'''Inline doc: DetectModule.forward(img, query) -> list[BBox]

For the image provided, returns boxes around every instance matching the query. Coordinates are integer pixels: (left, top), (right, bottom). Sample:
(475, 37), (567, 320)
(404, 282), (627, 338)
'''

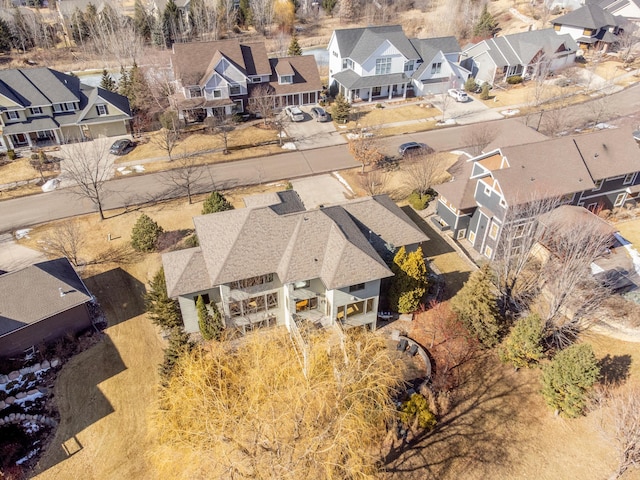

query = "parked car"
(310, 106), (329, 122)
(285, 106), (305, 122)
(398, 142), (432, 157)
(109, 138), (134, 155)
(448, 89), (468, 102)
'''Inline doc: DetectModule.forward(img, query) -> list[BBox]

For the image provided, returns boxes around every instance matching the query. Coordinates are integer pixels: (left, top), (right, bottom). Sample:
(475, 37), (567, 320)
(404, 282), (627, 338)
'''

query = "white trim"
(623, 173), (635, 185)
(484, 245), (493, 258)
(614, 192), (626, 207)
(592, 179), (603, 191)
(457, 229), (466, 240)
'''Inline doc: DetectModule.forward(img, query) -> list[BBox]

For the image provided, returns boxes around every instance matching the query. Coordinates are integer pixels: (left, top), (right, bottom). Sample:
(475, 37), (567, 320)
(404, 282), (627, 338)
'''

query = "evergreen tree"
(480, 84), (490, 100)
(451, 264), (501, 347)
(197, 295), (223, 341)
(99, 69), (117, 92)
(0, 18), (13, 52)
(12, 7), (35, 52)
(287, 34), (302, 56)
(118, 65), (131, 98)
(321, 0), (337, 16)
(134, 0), (152, 41)
(464, 76), (476, 92)
(498, 314), (545, 369)
(238, 0), (252, 27)
(131, 213), (164, 252)
(159, 326), (194, 383)
(541, 343), (600, 418)
(145, 268), (183, 330)
(474, 5), (498, 38)
(162, 0), (181, 47)
(70, 7), (89, 44)
(331, 93), (351, 124)
(388, 246), (428, 314)
(202, 191), (234, 215)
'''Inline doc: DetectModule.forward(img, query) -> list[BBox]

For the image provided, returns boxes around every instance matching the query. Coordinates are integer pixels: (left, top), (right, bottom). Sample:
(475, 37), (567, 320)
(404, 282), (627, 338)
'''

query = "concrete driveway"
(430, 94), (503, 125)
(0, 233), (46, 272)
(291, 173), (353, 209)
(283, 106), (346, 150)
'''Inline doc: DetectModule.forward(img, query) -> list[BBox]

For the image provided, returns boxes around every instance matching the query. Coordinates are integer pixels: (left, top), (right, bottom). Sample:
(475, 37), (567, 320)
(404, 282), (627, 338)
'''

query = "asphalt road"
(1, 83), (640, 234)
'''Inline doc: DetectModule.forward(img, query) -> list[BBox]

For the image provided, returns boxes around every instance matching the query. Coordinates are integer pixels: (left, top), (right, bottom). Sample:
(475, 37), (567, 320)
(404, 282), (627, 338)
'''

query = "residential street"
(1, 82), (640, 234)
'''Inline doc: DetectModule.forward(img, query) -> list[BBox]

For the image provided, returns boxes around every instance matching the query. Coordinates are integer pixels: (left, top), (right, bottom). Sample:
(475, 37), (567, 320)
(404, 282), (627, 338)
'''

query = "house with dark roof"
(0, 258), (93, 357)
(171, 40), (322, 122)
(552, 3), (622, 49)
(162, 191), (427, 335)
(327, 25), (471, 102)
(460, 28), (578, 85)
(433, 127), (640, 260)
(0, 68), (131, 151)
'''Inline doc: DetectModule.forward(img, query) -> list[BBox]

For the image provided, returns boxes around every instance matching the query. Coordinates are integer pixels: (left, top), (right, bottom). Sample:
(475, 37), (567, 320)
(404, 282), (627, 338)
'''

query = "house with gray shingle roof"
(171, 40), (322, 123)
(0, 68), (131, 151)
(433, 127), (640, 260)
(599, 0), (640, 22)
(327, 25), (471, 102)
(162, 192), (427, 335)
(460, 28), (578, 85)
(0, 258), (93, 357)
(552, 3), (623, 49)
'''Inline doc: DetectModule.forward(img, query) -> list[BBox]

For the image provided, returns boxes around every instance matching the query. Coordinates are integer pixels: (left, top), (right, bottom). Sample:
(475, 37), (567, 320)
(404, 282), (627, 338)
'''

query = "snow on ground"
(281, 142), (297, 150)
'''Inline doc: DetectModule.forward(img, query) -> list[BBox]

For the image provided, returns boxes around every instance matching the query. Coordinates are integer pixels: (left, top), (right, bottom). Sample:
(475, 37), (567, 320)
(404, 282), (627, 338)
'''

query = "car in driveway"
(310, 106), (330, 122)
(448, 89), (468, 102)
(285, 106), (305, 122)
(109, 138), (134, 155)
(398, 142), (432, 157)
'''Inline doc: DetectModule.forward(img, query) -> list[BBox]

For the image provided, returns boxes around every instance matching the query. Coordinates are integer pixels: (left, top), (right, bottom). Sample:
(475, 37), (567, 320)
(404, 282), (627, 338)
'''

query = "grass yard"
(0, 157), (47, 184)
(615, 217), (640, 249)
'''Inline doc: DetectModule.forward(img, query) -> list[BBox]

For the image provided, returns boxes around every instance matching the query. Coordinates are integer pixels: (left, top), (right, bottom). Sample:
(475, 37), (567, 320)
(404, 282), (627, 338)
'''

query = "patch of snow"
(281, 142), (297, 150)
(14, 229), (31, 240)
(450, 150), (473, 158)
(41, 178), (60, 192)
(23, 421), (41, 434)
(116, 166), (128, 172)
(132, 165), (145, 173)
(500, 109), (520, 116)
(595, 123), (617, 130)
(119, 169), (132, 175)
(332, 171), (355, 195)
(436, 119), (456, 126)
(277, 132), (287, 138)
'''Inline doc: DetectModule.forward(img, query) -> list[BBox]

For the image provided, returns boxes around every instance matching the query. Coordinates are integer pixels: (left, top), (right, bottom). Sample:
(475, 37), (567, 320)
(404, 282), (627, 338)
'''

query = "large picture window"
(375, 57), (392, 75)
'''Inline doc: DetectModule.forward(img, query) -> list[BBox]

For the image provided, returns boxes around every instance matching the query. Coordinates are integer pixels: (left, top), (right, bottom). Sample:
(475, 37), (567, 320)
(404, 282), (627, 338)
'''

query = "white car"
(448, 89), (468, 102)
(285, 106), (305, 122)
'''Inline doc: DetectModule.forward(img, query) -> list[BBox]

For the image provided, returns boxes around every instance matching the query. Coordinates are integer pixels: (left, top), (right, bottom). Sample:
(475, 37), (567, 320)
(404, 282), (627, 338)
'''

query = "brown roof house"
(171, 40), (322, 123)
(0, 258), (93, 357)
(162, 191), (427, 336)
(433, 127), (640, 260)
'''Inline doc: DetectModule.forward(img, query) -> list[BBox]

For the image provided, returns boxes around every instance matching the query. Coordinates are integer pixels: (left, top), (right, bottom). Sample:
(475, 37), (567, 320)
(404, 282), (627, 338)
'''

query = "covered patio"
(332, 70), (410, 103)
(3, 118), (62, 149)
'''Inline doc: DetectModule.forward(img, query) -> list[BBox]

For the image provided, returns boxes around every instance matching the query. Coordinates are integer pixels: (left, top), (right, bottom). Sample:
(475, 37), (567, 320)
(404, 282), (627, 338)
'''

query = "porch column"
(347, 90), (353, 102)
(388, 85), (393, 100)
(53, 129), (62, 144)
(403, 82), (407, 99)
(6, 135), (14, 150)
(26, 134), (33, 147)
(368, 89), (372, 102)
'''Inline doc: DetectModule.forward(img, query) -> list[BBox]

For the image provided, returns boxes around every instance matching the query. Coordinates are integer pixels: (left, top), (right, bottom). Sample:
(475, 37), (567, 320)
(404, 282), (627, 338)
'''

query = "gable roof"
(0, 258), (92, 337)
(163, 194), (428, 297)
(410, 36), (462, 77)
(332, 25), (419, 64)
(268, 55), (322, 95)
(553, 3), (622, 28)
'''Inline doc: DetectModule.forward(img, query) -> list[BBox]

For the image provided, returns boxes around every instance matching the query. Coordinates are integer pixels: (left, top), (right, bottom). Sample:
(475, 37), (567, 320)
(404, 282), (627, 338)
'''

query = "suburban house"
(460, 28), (578, 85)
(0, 258), (93, 357)
(433, 127), (640, 260)
(600, 0), (640, 23)
(162, 191), (427, 336)
(0, 68), (132, 151)
(552, 3), (622, 50)
(327, 25), (470, 102)
(171, 40), (322, 122)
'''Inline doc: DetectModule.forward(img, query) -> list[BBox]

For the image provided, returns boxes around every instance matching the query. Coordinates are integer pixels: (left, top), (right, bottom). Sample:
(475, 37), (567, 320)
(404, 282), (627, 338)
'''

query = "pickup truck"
(448, 89), (468, 102)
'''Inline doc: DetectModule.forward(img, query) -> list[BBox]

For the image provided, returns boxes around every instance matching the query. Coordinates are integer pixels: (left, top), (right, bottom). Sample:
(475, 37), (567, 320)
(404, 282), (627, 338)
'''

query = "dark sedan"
(109, 139), (134, 155)
(398, 141), (432, 157)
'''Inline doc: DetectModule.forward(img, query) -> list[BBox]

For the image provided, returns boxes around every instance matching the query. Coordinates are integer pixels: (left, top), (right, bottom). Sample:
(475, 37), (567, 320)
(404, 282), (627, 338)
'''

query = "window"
(193, 293), (210, 305)
(510, 245), (522, 256)
(484, 185), (491, 195)
(96, 104), (108, 116)
(293, 280), (310, 290)
(592, 179), (603, 191)
(29, 107), (43, 115)
(233, 99), (243, 113)
(499, 198), (507, 208)
(431, 62), (442, 74)
(624, 173), (635, 185)
(489, 222), (499, 240)
(212, 89), (222, 98)
(229, 85), (241, 95)
(332, 51), (338, 57)
(349, 283), (365, 293)
(189, 87), (202, 98)
(554, 24), (561, 31)
(250, 76), (262, 83)
(614, 192), (626, 207)
(53, 103), (76, 112)
(372, 86), (382, 96)
(484, 245), (493, 258)
(514, 224), (526, 238)
(457, 229), (466, 240)
(404, 60), (415, 72)
(6, 110), (19, 120)
(375, 57), (392, 75)
(279, 75), (293, 85)
(231, 273), (274, 289)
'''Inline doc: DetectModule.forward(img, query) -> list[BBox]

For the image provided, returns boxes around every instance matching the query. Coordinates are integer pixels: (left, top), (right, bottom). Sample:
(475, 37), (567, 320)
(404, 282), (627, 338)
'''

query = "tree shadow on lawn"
(598, 354), (632, 387)
(383, 352), (537, 479)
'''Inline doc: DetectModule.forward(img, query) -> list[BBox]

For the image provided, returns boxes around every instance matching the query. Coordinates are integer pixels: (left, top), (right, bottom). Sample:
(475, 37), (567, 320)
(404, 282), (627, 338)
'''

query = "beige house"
(0, 68), (131, 151)
(162, 191), (427, 336)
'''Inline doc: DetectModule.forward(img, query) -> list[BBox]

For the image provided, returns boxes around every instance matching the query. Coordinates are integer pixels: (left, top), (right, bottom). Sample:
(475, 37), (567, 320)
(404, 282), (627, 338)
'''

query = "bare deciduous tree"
(247, 84), (276, 125)
(347, 128), (384, 174)
(358, 169), (391, 196)
(205, 112), (236, 154)
(163, 155), (205, 204)
(403, 151), (448, 195)
(40, 222), (86, 266)
(614, 23), (639, 65)
(62, 138), (114, 220)
(153, 110), (181, 161)
(250, 0), (274, 35)
(463, 124), (497, 157)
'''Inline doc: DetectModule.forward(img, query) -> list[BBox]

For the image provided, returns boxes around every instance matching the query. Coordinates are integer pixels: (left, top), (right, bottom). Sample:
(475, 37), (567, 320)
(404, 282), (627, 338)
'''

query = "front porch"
(332, 71), (412, 104)
(4, 122), (62, 150)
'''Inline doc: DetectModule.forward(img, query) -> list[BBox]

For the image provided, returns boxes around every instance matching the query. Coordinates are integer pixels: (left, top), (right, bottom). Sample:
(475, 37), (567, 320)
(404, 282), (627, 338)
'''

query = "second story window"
(404, 60), (414, 72)
(375, 57), (392, 75)
(431, 62), (442, 74)
(29, 107), (43, 115)
(6, 110), (19, 120)
(278, 75), (293, 85)
(349, 283), (365, 293)
(189, 87), (202, 98)
(96, 104), (108, 116)
(229, 85), (241, 95)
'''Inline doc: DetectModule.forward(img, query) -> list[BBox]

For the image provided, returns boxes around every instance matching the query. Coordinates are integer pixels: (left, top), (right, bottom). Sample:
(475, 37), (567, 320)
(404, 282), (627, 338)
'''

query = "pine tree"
(287, 34), (302, 56)
(162, 0), (181, 47)
(474, 5), (498, 38)
(145, 268), (183, 330)
(99, 69), (117, 92)
(331, 93), (351, 124)
(541, 343), (600, 418)
(197, 296), (223, 341)
(202, 191), (234, 215)
(118, 65), (131, 99)
(130, 213), (164, 252)
(480, 84), (490, 100)
(159, 326), (194, 383)
(238, 0), (252, 27)
(134, 0), (151, 41)
(464, 76), (476, 92)
(388, 246), (428, 314)
(0, 18), (12, 52)
(321, 0), (337, 16)
(498, 314), (545, 369)
(451, 264), (502, 347)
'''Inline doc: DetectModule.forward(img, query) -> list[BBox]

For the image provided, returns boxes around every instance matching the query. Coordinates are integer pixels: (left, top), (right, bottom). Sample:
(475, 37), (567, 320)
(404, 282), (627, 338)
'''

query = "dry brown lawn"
(616, 218), (640, 248)
(0, 158), (44, 184)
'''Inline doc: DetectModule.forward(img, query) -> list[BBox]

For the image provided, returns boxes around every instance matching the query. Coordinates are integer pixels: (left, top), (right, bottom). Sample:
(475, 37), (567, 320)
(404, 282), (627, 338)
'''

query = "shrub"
(480, 84), (490, 100)
(399, 393), (437, 430)
(184, 234), (199, 248)
(541, 343), (600, 418)
(388, 246), (429, 313)
(7, 149), (16, 160)
(375, 103), (384, 109)
(131, 213), (163, 252)
(285, 181), (293, 190)
(464, 76), (477, 92)
(498, 314), (545, 369)
(408, 191), (433, 210)
(196, 295), (223, 341)
(506, 75), (523, 85)
(202, 191), (234, 215)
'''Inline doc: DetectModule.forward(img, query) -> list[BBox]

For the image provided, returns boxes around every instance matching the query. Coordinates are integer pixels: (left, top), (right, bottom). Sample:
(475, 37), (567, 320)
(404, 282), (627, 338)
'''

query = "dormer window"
(404, 60), (415, 72)
(189, 87), (202, 98)
(53, 102), (76, 113)
(6, 110), (19, 120)
(279, 75), (293, 85)
(250, 76), (262, 83)
(29, 107), (43, 115)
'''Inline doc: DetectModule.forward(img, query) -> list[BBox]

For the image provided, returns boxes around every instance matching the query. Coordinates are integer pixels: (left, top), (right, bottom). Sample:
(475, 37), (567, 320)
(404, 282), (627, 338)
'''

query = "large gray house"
(162, 191), (427, 335)
(433, 127), (640, 260)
